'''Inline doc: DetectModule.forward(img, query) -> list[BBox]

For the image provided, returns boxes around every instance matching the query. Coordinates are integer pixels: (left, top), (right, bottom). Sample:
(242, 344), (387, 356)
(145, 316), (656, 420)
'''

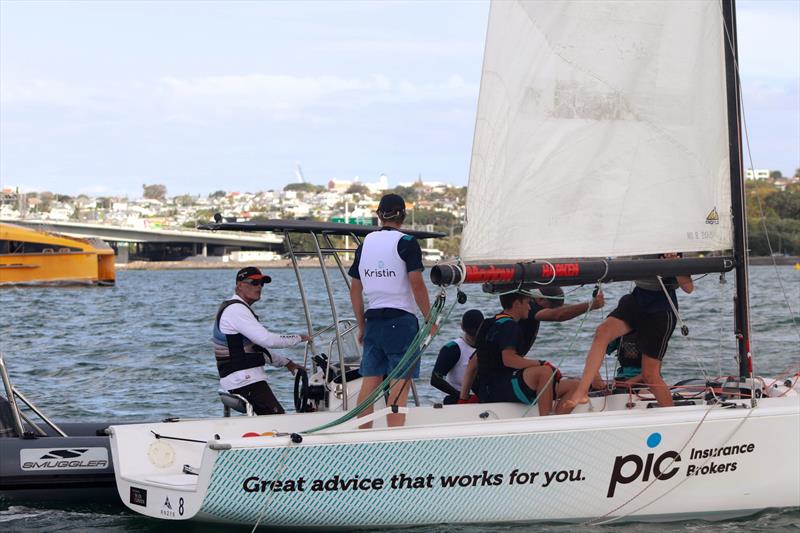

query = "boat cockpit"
(199, 218), (445, 418)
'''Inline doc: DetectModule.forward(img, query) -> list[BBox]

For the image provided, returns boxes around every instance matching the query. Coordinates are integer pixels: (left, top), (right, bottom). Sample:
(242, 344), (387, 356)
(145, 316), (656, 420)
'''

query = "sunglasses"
(241, 278), (265, 286)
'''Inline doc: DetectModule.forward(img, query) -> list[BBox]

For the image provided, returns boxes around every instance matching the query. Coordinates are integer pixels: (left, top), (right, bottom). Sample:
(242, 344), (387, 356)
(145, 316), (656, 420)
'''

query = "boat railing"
(283, 228), (364, 410)
(0, 353), (67, 437)
(325, 319), (360, 390)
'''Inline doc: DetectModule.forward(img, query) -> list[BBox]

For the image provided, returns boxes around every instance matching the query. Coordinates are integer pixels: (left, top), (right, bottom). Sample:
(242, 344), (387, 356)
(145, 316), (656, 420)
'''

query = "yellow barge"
(0, 222), (115, 286)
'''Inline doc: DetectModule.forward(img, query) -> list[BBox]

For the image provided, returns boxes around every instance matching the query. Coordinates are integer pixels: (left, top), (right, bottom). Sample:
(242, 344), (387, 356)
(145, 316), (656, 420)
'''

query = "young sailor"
(459, 293), (561, 416)
(516, 285), (605, 356)
(212, 267), (309, 415)
(348, 193), (432, 427)
(559, 253), (694, 413)
(430, 309), (484, 404)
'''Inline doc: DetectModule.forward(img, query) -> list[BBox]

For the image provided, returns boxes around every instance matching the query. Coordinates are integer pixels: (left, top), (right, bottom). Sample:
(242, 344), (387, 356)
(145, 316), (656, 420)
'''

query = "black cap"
(461, 309), (484, 336)
(377, 193), (406, 218)
(236, 266), (272, 284)
(532, 286), (564, 307)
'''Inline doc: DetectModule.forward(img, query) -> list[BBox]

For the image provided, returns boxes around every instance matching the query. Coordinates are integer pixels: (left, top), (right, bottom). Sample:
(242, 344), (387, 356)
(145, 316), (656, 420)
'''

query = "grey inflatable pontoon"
(0, 354), (121, 504)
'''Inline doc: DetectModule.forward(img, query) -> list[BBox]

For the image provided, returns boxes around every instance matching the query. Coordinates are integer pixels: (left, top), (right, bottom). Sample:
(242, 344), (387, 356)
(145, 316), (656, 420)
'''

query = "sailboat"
(108, 0), (799, 526)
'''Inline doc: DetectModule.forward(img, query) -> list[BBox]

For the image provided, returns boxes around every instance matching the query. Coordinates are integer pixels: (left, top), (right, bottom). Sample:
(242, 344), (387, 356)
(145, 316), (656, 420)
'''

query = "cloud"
(1, 73), (478, 123)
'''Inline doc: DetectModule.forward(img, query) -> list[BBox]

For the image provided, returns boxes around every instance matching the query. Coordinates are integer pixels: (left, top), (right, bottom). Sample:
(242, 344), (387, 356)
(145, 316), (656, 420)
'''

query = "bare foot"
(555, 395), (589, 415)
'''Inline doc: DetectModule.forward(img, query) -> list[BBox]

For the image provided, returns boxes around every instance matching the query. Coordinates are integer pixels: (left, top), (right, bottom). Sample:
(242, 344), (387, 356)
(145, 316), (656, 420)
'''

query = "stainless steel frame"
(0, 353), (67, 437)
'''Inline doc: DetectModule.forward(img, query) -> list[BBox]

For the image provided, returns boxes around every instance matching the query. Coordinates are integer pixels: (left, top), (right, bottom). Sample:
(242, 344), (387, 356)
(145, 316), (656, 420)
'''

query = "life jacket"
(212, 299), (272, 378)
(444, 337), (476, 390)
(358, 228), (416, 315)
(475, 313), (516, 378)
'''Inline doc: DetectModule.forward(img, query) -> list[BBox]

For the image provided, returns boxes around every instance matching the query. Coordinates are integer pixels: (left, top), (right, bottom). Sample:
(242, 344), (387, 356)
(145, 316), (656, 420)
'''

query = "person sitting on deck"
(516, 285), (606, 395)
(212, 267), (310, 415)
(430, 309), (484, 405)
(558, 253), (694, 414)
(458, 292), (566, 416)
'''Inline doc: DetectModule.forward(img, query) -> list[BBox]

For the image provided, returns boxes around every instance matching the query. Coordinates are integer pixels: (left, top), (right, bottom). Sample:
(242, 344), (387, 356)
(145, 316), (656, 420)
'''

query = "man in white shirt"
(212, 267), (309, 415)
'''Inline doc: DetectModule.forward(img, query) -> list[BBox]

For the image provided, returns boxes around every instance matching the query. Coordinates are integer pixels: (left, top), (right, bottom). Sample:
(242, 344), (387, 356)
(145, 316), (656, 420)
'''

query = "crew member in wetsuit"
(559, 253), (694, 413)
(212, 267), (309, 415)
(348, 193), (432, 428)
(516, 286), (605, 356)
(516, 285), (606, 395)
(430, 309), (484, 404)
(459, 292), (559, 416)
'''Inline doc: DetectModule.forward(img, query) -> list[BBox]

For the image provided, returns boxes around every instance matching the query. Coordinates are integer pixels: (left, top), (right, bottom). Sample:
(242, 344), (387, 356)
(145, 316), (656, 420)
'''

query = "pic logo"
(606, 432), (681, 498)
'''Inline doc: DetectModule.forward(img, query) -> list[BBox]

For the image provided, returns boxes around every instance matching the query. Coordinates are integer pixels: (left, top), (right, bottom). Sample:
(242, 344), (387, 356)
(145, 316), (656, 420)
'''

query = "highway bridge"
(1, 219), (283, 262)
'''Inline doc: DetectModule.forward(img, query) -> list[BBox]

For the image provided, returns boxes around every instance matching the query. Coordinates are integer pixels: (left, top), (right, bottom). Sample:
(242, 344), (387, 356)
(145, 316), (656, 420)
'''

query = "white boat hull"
(110, 389), (800, 527)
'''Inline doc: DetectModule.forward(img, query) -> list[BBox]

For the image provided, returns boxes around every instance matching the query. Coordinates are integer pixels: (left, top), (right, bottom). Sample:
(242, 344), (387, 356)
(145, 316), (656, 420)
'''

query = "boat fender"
(457, 290), (467, 304)
(680, 325), (689, 336)
(290, 433), (303, 444)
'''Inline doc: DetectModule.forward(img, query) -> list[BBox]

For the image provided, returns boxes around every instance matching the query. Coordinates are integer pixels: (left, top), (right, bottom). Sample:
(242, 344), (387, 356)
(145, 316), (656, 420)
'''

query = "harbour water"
(1, 265), (798, 531)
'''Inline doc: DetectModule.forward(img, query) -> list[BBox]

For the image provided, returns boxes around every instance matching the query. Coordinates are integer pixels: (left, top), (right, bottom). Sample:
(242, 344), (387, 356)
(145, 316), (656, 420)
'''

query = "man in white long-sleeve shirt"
(212, 267), (309, 415)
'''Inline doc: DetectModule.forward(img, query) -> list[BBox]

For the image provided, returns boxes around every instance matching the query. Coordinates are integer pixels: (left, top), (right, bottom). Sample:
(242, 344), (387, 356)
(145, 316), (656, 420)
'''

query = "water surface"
(1, 266), (798, 531)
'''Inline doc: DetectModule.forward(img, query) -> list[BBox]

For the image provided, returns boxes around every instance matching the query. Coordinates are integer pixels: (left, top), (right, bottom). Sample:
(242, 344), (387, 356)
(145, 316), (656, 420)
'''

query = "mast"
(721, 0), (752, 381)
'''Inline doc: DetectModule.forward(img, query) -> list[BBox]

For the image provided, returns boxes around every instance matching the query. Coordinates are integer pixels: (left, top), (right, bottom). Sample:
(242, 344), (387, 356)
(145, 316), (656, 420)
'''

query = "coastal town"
(1, 168), (798, 261)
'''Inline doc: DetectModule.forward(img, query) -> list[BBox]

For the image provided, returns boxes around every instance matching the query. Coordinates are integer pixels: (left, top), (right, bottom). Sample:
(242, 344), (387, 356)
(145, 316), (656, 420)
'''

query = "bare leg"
(556, 317), (631, 415)
(356, 376), (384, 429)
(386, 379), (411, 427)
(524, 366), (554, 416)
(556, 379), (579, 399)
(641, 356), (673, 407)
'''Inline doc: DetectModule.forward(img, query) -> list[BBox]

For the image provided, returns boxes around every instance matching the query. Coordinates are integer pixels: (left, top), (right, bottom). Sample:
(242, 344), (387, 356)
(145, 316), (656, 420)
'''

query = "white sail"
(461, 0), (734, 262)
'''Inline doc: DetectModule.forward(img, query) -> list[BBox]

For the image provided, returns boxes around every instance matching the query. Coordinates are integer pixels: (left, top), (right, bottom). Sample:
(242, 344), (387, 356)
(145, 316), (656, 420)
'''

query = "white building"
(745, 169), (771, 180)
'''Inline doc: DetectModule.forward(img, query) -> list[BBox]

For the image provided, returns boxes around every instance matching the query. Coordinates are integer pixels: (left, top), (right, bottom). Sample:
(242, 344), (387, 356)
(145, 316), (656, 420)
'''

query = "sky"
(0, 0), (798, 198)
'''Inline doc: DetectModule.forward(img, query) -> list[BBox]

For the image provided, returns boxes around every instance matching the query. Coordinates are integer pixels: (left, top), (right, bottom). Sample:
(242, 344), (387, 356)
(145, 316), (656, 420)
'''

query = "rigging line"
(656, 276), (718, 389)
(717, 273), (728, 378)
(302, 292), (449, 434)
(534, 260), (557, 285)
(250, 445), (293, 533)
(388, 296), (460, 408)
(716, 0), (800, 342)
(588, 403), (754, 526)
(520, 285), (600, 417)
(149, 430), (206, 444)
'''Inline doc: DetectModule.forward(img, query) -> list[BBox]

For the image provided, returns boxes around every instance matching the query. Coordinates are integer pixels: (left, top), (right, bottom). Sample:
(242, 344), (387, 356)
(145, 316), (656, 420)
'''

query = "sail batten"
(462, 0), (734, 262)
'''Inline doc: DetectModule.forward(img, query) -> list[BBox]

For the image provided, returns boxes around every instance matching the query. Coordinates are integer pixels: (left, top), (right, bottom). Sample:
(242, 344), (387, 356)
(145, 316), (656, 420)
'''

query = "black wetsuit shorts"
(608, 293), (676, 361)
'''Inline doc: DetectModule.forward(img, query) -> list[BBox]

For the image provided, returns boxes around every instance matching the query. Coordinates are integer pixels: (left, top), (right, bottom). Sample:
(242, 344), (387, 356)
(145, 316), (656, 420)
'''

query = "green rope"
(302, 290), (451, 435)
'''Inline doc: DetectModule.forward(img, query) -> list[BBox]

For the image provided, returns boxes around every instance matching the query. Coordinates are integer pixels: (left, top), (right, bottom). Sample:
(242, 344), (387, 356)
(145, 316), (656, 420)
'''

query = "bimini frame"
(200, 219), (444, 410)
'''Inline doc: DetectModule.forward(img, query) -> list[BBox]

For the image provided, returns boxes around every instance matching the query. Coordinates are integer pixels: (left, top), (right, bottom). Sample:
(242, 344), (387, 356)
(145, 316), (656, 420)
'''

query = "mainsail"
(461, 0), (734, 262)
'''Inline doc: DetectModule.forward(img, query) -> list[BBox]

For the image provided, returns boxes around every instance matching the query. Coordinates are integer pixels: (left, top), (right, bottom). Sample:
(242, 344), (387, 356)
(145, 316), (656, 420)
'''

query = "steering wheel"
(293, 367), (310, 412)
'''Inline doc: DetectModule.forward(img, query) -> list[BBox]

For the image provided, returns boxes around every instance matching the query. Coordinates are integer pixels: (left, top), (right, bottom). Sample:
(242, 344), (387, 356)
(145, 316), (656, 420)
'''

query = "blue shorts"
(361, 313), (420, 378)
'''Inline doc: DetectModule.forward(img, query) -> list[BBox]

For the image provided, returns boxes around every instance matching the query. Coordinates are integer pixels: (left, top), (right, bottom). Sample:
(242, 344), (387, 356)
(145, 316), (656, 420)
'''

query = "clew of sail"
(462, 0), (734, 262)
